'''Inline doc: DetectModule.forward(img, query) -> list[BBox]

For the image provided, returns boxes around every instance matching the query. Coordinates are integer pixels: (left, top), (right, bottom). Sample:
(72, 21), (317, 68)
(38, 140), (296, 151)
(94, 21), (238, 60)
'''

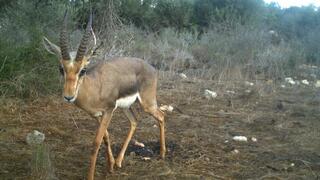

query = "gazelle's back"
(88, 57), (157, 102)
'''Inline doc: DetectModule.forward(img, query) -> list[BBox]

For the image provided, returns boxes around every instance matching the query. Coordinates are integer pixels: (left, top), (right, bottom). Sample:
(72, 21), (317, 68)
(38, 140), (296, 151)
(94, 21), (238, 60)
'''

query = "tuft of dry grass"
(30, 143), (57, 180)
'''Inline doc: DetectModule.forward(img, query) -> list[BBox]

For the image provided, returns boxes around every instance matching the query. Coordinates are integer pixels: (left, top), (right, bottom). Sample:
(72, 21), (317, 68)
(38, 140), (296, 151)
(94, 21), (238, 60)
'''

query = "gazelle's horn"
(60, 10), (71, 61)
(75, 13), (93, 61)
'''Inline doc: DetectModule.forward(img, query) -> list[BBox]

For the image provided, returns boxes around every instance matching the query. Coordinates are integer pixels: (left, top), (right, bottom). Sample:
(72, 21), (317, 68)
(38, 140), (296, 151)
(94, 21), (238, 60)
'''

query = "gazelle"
(43, 12), (166, 180)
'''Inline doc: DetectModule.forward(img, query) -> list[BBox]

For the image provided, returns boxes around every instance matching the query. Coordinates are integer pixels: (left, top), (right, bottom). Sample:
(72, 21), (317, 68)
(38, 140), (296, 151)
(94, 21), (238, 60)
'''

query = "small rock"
(159, 105), (174, 112)
(204, 89), (217, 99)
(232, 136), (248, 142)
(251, 137), (257, 142)
(290, 163), (295, 167)
(245, 81), (254, 86)
(245, 89), (251, 93)
(179, 73), (187, 79)
(205, 157), (210, 162)
(315, 80), (320, 88)
(142, 157), (151, 161)
(153, 124), (157, 128)
(133, 140), (145, 148)
(301, 79), (309, 85)
(232, 149), (240, 154)
(285, 77), (296, 85)
(26, 130), (45, 145)
(280, 84), (286, 88)
(226, 90), (236, 94)
(129, 152), (136, 157)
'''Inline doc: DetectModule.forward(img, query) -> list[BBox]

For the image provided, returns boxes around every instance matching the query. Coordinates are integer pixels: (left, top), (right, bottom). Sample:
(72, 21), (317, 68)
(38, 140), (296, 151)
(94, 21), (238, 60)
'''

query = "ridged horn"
(60, 10), (71, 61)
(75, 13), (93, 61)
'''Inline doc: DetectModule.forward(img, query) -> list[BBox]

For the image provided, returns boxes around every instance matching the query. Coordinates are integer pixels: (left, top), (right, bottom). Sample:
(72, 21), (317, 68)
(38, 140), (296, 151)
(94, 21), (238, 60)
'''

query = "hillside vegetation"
(0, 0), (320, 98)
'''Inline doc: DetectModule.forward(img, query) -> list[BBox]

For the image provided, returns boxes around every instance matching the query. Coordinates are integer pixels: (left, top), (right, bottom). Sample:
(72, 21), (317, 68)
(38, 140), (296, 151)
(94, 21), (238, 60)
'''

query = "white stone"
(315, 80), (320, 88)
(245, 81), (254, 86)
(204, 89), (217, 99)
(133, 140), (145, 148)
(159, 105), (174, 112)
(142, 157), (151, 161)
(226, 90), (236, 94)
(251, 137), (257, 142)
(94, 111), (102, 117)
(179, 73), (187, 79)
(285, 77), (296, 85)
(290, 163), (295, 167)
(301, 79), (309, 85)
(26, 130), (45, 145)
(232, 149), (240, 154)
(232, 136), (248, 142)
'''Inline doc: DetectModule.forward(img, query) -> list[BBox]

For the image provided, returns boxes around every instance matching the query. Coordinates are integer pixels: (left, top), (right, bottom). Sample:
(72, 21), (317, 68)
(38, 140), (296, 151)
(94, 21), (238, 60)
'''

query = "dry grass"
(30, 144), (56, 180)
(1, 72), (320, 179)
(0, 22), (319, 180)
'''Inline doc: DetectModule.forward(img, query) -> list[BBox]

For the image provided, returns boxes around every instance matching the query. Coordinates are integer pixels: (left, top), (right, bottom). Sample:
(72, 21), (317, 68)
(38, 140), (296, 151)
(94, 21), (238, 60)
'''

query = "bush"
(0, 1), (64, 98)
(1, 0), (319, 99)
(30, 144), (56, 180)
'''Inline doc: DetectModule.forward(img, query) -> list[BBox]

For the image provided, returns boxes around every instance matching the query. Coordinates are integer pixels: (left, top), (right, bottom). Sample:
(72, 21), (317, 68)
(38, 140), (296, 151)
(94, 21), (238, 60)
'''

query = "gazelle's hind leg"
(115, 108), (137, 168)
(103, 132), (115, 173)
(139, 77), (166, 158)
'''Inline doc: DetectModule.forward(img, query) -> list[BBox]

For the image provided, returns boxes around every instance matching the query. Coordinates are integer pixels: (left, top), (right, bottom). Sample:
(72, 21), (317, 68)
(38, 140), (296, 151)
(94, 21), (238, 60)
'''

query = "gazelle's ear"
(43, 37), (61, 57)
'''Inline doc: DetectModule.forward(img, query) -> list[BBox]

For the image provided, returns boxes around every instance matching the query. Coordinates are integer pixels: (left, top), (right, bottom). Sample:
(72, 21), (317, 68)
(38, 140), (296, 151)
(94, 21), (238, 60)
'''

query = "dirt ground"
(1, 74), (320, 180)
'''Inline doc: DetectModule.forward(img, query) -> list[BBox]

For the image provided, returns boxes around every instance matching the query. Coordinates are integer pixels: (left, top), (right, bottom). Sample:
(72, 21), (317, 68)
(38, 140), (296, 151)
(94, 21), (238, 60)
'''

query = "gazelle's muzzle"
(63, 77), (79, 102)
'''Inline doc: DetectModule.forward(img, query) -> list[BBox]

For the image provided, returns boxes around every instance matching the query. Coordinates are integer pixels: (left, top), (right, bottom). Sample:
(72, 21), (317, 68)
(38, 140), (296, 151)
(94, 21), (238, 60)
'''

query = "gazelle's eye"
(59, 66), (64, 75)
(79, 68), (87, 77)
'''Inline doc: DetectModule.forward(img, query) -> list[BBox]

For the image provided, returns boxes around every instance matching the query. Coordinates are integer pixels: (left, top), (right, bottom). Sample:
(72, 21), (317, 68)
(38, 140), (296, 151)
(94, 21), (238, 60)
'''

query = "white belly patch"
(115, 93), (140, 108)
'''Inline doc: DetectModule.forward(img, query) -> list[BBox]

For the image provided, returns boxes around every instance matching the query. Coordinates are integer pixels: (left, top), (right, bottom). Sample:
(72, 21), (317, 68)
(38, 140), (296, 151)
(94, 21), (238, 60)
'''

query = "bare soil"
(1, 75), (320, 179)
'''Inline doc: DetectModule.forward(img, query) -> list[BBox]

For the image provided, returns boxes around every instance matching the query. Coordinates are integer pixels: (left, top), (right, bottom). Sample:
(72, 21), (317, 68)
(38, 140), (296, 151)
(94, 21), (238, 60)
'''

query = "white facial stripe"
(70, 75), (83, 103)
(62, 61), (85, 103)
(69, 52), (77, 61)
(66, 61), (74, 68)
(115, 93), (140, 109)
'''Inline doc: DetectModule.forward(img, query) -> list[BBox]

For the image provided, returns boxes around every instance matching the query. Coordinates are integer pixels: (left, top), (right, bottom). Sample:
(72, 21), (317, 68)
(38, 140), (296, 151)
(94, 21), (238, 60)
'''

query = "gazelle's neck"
(74, 74), (95, 107)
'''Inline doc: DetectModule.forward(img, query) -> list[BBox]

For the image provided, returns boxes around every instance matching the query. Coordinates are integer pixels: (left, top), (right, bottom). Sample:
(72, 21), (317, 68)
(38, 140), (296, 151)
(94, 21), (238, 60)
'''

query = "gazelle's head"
(43, 12), (95, 103)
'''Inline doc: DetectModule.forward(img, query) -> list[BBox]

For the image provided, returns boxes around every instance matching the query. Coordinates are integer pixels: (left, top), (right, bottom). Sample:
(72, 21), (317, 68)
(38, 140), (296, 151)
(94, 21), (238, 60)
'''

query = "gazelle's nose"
(64, 96), (74, 102)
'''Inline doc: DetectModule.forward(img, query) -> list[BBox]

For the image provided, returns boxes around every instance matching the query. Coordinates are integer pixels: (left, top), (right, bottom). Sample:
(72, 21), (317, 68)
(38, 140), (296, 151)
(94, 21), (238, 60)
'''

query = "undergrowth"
(0, 23), (316, 99)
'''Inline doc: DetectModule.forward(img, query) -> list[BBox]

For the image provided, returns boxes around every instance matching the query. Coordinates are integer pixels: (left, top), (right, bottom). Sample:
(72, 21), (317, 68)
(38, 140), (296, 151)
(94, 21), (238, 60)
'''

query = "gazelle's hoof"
(107, 160), (115, 173)
(108, 166), (114, 173)
(115, 157), (123, 168)
(160, 150), (166, 159)
(115, 161), (122, 168)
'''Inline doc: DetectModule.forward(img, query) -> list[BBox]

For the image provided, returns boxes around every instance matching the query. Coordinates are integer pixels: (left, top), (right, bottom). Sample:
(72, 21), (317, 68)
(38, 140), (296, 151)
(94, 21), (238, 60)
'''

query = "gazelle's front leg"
(152, 108), (166, 158)
(97, 119), (115, 173)
(88, 110), (114, 180)
(115, 108), (137, 168)
(144, 106), (166, 158)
